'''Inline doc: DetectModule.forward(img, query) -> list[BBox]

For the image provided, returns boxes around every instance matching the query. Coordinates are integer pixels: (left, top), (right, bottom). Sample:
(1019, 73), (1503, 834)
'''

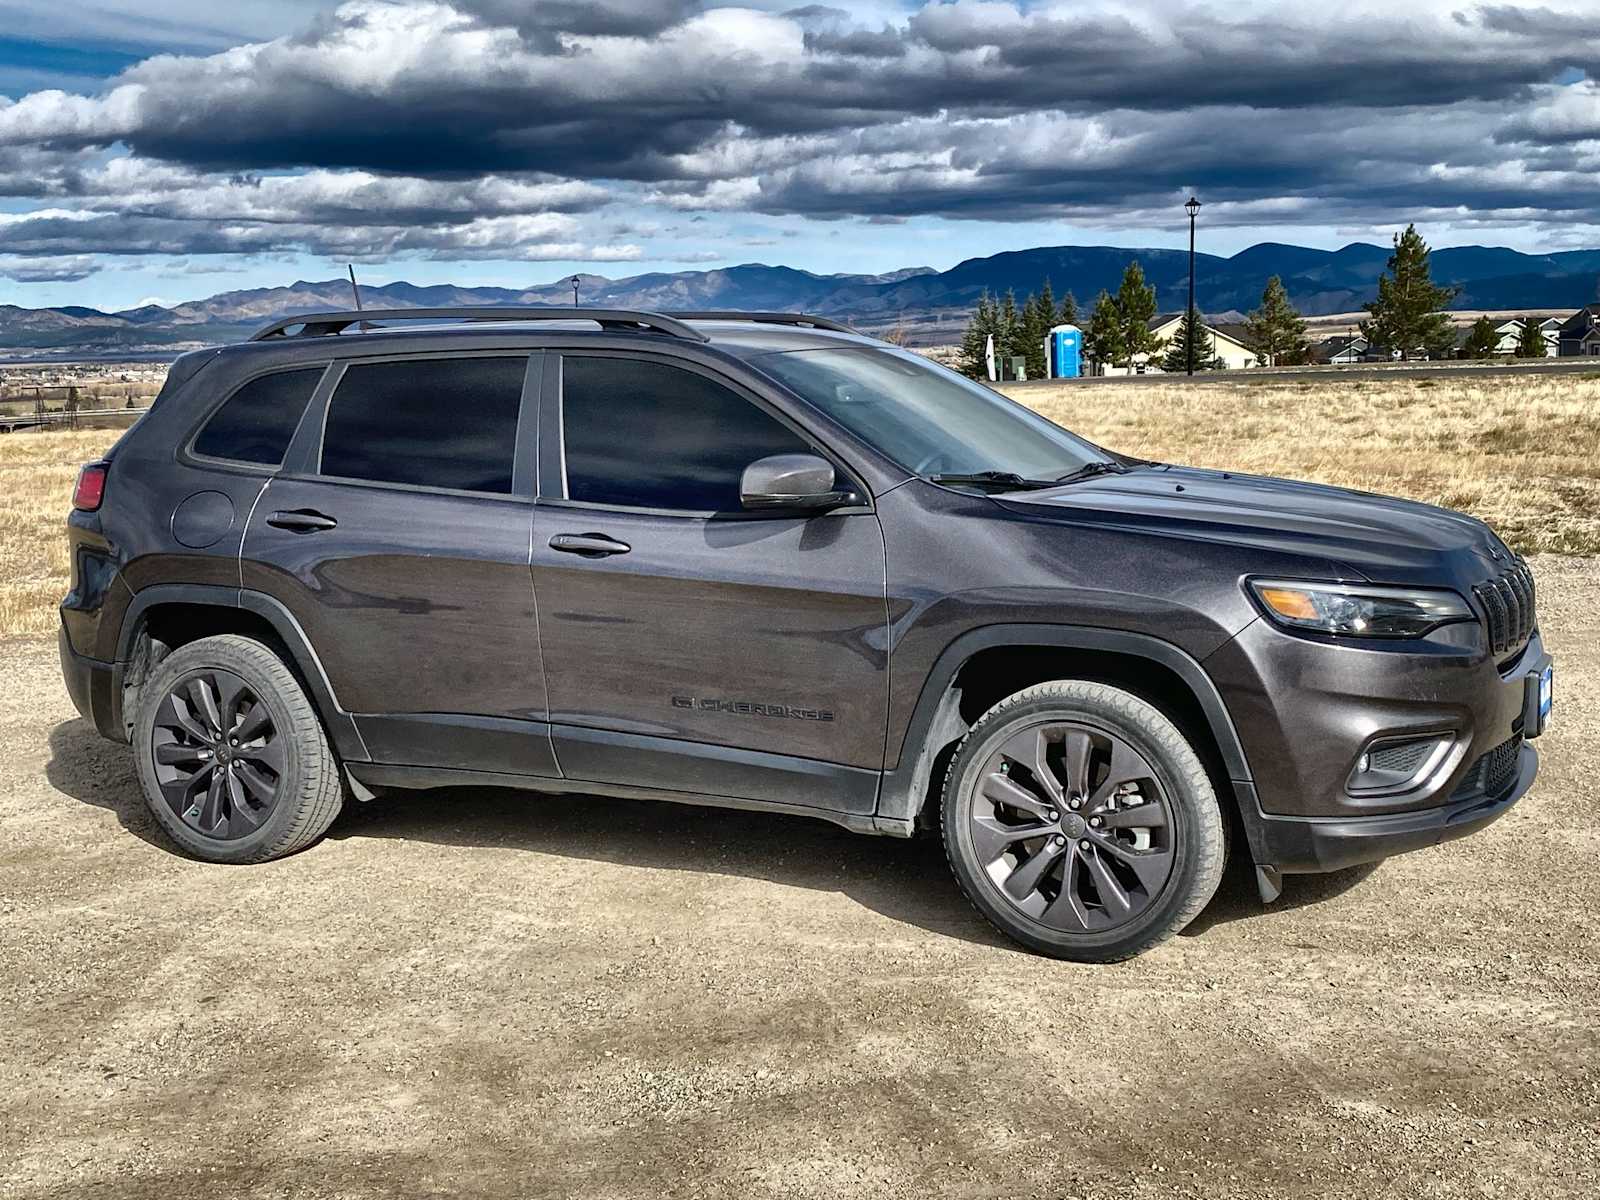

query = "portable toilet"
(1047, 324), (1082, 378)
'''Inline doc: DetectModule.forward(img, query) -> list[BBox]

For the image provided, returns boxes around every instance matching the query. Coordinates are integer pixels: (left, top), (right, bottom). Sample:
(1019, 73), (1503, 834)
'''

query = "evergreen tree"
(1160, 308), (1224, 372)
(1020, 282), (1056, 380)
(1462, 315), (1500, 359)
(1243, 275), (1308, 366)
(1083, 290), (1125, 373)
(1360, 224), (1458, 359)
(1514, 317), (1547, 358)
(997, 290), (1024, 371)
(1058, 291), (1079, 328)
(957, 291), (1000, 379)
(1114, 261), (1163, 368)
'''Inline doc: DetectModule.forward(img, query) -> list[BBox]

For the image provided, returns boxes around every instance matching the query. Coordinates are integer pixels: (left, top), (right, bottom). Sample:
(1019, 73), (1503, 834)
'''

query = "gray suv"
(59, 308), (1554, 960)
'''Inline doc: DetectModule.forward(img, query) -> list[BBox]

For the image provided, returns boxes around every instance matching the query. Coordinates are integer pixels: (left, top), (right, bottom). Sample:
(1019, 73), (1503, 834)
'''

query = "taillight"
(73, 462), (108, 512)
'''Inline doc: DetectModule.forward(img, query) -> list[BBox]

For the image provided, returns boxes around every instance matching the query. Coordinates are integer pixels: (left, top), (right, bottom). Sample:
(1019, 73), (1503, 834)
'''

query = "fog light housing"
(1347, 734), (1454, 795)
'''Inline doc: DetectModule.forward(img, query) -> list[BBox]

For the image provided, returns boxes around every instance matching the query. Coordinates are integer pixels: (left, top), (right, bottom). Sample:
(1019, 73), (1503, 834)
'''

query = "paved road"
(3, 558), (1598, 1199)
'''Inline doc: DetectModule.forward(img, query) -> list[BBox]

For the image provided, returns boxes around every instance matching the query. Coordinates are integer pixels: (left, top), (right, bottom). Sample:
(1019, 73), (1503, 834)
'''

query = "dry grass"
(1, 429), (122, 639)
(2, 373), (1597, 639)
(1006, 373), (1600, 559)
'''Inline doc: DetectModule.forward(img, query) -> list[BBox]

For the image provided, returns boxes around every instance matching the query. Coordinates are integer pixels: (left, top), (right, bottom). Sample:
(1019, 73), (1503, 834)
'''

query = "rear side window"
(192, 367), (323, 465)
(320, 357), (525, 494)
(561, 356), (811, 511)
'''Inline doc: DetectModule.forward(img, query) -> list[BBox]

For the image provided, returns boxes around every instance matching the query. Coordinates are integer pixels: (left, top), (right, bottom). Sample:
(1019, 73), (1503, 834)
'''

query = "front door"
(241, 351), (554, 776)
(531, 351), (889, 816)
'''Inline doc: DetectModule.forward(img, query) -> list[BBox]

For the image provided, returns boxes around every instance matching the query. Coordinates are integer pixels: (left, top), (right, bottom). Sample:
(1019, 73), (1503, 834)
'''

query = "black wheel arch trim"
(114, 583), (369, 762)
(878, 623), (1253, 828)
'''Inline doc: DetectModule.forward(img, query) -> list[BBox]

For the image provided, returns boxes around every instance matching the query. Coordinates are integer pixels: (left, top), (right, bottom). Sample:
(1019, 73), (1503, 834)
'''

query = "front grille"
(1453, 734), (1524, 800)
(1473, 558), (1537, 657)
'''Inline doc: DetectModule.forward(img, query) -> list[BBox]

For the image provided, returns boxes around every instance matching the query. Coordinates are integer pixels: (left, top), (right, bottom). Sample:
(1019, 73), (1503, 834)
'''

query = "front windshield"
(751, 345), (1109, 480)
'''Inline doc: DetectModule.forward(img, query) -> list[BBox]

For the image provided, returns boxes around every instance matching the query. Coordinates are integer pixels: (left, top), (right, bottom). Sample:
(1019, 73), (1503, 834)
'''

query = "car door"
(531, 350), (890, 817)
(241, 350), (556, 777)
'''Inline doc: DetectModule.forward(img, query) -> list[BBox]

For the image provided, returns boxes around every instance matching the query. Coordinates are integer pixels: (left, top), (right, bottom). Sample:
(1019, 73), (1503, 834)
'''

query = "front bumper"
(1237, 739), (1536, 886)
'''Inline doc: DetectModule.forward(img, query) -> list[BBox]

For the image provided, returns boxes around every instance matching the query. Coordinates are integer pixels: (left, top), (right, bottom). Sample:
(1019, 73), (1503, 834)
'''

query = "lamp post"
(1185, 196), (1202, 376)
(570, 275), (581, 306)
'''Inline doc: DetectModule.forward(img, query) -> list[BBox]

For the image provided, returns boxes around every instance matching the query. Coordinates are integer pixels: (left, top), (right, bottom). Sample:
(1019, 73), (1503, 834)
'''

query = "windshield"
(751, 345), (1109, 480)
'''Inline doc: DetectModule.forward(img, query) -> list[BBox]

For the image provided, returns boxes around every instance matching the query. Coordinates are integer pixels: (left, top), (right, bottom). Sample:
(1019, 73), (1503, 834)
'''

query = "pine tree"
(957, 291), (1000, 379)
(1083, 290), (1125, 373)
(997, 290), (1024, 373)
(1020, 283), (1055, 380)
(1114, 261), (1163, 368)
(1160, 308), (1223, 372)
(1360, 224), (1458, 359)
(1058, 291), (1079, 328)
(1243, 275), (1308, 366)
(1514, 317), (1547, 358)
(1462, 315), (1500, 359)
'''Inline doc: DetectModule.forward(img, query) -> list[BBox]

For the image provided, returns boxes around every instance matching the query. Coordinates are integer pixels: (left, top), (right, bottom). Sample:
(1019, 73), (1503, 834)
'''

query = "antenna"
(347, 264), (364, 311)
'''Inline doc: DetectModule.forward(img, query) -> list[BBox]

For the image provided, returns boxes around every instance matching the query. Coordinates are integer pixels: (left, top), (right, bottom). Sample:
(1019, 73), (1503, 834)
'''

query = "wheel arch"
(878, 625), (1252, 833)
(114, 584), (368, 761)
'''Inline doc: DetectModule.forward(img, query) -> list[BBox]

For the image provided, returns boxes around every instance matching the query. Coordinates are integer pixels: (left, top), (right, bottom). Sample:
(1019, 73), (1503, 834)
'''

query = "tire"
(132, 634), (344, 863)
(940, 680), (1225, 962)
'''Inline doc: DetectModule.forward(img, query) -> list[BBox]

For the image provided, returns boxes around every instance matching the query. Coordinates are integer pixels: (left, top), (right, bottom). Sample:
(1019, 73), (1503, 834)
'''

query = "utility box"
(1047, 325), (1082, 379)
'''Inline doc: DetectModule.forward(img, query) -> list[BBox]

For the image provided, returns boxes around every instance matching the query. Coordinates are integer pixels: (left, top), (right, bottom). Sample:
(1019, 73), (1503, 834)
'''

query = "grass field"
(3, 371), (1598, 638)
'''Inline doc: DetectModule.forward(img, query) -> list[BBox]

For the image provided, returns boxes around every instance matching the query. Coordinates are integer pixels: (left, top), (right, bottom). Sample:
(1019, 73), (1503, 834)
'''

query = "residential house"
(1557, 306), (1600, 357)
(1097, 314), (1259, 374)
(1490, 317), (1560, 357)
(1315, 334), (1372, 365)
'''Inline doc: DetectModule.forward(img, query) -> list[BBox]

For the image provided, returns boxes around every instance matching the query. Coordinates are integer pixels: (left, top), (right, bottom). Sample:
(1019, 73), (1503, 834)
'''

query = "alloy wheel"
(148, 669), (285, 840)
(968, 721), (1176, 931)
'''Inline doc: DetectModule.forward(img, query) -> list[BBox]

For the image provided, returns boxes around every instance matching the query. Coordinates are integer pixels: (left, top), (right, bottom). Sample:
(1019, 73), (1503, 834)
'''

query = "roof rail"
(248, 307), (710, 343)
(663, 311), (859, 335)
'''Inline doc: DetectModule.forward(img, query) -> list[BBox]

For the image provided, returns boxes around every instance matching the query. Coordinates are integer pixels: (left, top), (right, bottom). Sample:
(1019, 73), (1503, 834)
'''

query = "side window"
(192, 367), (324, 465)
(561, 356), (812, 511)
(320, 356), (525, 494)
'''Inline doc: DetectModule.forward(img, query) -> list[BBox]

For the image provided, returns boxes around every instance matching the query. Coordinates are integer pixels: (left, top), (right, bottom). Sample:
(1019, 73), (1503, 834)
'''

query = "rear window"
(192, 367), (323, 465)
(319, 356), (525, 494)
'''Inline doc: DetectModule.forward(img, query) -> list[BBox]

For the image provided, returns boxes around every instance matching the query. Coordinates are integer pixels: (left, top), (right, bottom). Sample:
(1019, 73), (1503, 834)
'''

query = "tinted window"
(562, 356), (811, 511)
(193, 368), (323, 465)
(320, 357), (525, 493)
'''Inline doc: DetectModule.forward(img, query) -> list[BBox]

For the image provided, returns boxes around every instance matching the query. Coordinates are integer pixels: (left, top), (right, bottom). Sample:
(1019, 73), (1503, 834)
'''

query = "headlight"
(1248, 579), (1473, 638)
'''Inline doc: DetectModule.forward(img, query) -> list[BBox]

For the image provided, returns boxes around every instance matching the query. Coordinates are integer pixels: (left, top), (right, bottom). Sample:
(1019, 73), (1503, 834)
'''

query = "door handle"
(267, 509), (338, 533)
(549, 532), (631, 558)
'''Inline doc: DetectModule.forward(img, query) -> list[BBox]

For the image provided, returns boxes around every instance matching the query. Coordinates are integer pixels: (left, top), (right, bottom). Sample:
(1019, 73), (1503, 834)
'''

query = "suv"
(59, 308), (1554, 961)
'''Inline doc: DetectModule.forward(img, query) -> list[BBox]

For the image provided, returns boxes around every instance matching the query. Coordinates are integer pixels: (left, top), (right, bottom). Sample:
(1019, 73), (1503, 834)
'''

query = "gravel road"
(3, 557), (1597, 1199)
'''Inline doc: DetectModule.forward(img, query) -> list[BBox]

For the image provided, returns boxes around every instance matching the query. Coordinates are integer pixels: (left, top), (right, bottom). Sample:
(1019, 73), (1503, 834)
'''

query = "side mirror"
(740, 453), (853, 511)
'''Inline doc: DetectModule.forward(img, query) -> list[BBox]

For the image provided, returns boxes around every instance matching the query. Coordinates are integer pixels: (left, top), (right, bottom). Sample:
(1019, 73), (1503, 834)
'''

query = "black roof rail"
(248, 307), (710, 343)
(663, 311), (859, 335)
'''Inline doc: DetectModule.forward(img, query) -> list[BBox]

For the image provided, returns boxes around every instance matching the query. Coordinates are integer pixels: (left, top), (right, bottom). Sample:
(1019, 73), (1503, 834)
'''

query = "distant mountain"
(1, 242), (1597, 355)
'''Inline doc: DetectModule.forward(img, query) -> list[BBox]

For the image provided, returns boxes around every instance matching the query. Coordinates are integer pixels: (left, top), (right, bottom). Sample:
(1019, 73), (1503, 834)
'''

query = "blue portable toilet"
(1047, 324), (1082, 378)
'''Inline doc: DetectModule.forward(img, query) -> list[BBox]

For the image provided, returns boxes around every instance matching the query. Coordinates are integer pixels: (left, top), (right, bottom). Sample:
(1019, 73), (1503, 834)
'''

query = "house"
(1105, 313), (1259, 373)
(1491, 317), (1560, 357)
(1315, 334), (1372, 365)
(1557, 306), (1600, 356)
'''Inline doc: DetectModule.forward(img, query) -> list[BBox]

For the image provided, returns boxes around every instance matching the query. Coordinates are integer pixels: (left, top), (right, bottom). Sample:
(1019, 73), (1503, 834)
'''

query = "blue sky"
(1, 1), (1598, 311)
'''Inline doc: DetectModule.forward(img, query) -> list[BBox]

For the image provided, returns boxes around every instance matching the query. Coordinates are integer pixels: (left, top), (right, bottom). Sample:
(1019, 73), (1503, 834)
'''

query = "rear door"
(530, 351), (890, 816)
(241, 351), (555, 776)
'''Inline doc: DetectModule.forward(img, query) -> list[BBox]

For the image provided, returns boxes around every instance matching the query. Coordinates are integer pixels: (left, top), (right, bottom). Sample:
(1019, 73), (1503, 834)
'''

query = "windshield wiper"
(928, 471), (1060, 491)
(1053, 460), (1132, 485)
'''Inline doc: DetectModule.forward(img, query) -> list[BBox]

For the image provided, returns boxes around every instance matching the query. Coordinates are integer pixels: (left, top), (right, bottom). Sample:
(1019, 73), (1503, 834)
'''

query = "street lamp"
(570, 275), (581, 306)
(1185, 196), (1202, 376)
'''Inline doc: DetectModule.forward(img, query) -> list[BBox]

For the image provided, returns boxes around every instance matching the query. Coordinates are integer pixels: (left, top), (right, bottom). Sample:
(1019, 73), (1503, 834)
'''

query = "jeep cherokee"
(59, 308), (1554, 961)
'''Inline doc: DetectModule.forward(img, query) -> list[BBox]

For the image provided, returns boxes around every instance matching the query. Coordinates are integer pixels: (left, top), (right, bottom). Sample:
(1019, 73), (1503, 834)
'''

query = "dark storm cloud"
(0, 0), (1596, 268)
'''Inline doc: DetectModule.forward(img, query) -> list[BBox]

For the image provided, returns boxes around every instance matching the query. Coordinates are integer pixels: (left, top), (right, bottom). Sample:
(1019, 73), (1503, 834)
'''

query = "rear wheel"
(941, 680), (1224, 961)
(132, 634), (344, 863)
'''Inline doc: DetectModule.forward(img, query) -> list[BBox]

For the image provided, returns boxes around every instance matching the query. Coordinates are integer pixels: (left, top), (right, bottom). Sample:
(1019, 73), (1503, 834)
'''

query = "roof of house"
(1147, 312), (1253, 351)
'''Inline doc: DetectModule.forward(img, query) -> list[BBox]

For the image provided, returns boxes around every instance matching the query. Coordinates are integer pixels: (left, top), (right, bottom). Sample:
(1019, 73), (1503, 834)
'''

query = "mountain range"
(5, 242), (1600, 355)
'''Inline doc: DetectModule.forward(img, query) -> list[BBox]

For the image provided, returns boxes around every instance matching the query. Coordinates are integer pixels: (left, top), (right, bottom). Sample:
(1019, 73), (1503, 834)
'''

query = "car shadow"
(46, 718), (1383, 953)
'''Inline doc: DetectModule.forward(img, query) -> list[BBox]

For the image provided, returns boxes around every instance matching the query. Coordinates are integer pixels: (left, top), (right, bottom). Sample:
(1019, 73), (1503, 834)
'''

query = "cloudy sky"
(2, 0), (1599, 309)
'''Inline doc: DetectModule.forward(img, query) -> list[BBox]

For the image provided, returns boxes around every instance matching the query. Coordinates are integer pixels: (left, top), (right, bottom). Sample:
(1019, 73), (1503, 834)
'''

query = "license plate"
(1540, 664), (1554, 726)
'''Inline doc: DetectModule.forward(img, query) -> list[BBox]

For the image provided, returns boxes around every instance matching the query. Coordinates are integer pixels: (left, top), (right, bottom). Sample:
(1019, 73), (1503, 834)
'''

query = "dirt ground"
(2, 558), (1597, 1200)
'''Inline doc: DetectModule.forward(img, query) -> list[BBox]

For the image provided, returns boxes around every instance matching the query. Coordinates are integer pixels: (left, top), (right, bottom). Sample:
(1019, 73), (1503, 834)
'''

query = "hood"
(995, 465), (1513, 586)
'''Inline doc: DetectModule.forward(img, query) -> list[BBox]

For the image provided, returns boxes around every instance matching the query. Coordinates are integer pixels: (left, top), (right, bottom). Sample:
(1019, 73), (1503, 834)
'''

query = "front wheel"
(132, 634), (344, 863)
(941, 680), (1225, 961)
